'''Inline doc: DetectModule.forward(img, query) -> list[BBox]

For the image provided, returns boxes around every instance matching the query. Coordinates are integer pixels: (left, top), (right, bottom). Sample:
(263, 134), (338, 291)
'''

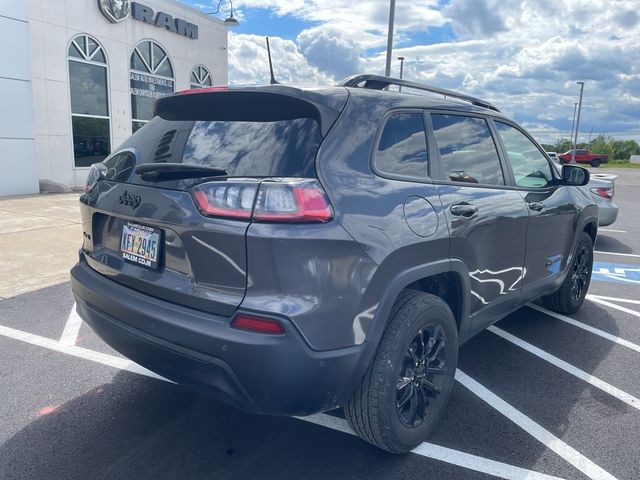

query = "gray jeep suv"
(70, 74), (597, 453)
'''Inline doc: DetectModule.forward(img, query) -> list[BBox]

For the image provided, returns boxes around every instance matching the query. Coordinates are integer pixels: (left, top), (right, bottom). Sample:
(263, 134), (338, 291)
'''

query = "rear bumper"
(71, 259), (365, 416)
(597, 201), (618, 227)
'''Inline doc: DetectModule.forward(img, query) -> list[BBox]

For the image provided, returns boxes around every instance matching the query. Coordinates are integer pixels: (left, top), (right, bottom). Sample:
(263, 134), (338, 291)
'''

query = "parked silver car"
(550, 159), (618, 226)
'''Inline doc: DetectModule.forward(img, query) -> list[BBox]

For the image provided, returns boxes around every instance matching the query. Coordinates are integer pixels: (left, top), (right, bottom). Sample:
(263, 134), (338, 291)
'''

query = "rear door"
(492, 120), (578, 296)
(429, 112), (529, 327)
(81, 89), (346, 316)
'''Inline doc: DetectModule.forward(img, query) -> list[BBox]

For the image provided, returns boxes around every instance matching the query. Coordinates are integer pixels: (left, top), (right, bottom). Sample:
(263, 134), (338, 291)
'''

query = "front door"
(430, 113), (529, 327)
(492, 120), (579, 297)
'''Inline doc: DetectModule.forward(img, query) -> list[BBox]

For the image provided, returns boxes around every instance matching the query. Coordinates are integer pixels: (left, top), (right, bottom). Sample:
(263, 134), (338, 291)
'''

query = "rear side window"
(374, 113), (428, 178)
(431, 114), (504, 186)
(495, 122), (554, 188)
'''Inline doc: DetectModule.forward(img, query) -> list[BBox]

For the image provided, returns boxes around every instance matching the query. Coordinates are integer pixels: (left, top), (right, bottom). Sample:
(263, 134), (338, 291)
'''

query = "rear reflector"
(231, 315), (285, 335)
(590, 187), (614, 199)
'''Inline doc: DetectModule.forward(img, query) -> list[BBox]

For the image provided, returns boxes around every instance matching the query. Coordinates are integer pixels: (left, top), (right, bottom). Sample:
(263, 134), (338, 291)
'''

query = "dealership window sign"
(98, 0), (199, 39)
(130, 73), (174, 99)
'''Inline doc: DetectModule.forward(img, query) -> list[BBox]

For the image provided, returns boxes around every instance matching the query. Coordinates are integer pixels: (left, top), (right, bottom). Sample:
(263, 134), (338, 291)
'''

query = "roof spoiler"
(337, 74), (500, 112)
(153, 88), (346, 136)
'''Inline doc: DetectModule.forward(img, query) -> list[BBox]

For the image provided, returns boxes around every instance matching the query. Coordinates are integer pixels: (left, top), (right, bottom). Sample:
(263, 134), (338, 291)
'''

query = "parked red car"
(558, 149), (609, 167)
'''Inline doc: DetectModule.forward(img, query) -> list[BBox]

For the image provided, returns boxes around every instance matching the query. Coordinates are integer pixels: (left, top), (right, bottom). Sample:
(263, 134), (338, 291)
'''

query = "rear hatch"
(80, 86), (347, 316)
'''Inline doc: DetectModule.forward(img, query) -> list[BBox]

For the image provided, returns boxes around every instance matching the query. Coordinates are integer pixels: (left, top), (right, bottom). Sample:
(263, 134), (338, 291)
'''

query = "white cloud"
(217, 0), (640, 142)
(228, 33), (333, 86)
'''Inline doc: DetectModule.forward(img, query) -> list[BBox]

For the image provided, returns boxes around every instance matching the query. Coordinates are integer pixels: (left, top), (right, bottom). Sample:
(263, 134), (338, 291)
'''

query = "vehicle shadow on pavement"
(0, 373), (476, 480)
(595, 234), (634, 254)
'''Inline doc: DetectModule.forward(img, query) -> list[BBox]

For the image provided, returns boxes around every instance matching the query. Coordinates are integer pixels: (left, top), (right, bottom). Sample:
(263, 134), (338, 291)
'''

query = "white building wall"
(28, 0), (228, 189)
(0, 1), (39, 196)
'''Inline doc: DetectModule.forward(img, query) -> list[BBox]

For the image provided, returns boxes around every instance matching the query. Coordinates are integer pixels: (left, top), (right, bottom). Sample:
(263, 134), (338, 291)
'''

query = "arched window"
(68, 34), (111, 167)
(130, 40), (174, 133)
(190, 65), (213, 89)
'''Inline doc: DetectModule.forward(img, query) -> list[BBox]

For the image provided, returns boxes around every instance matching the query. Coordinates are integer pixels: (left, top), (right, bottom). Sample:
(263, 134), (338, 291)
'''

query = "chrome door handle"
(528, 202), (545, 211)
(450, 203), (478, 217)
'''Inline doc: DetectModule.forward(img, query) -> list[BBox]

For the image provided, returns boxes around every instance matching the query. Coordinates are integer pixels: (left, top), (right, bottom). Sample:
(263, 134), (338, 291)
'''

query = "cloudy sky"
(184, 0), (640, 144)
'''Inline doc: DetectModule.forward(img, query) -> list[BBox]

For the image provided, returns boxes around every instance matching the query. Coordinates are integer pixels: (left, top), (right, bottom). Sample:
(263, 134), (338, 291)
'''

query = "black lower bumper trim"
(71, 260), (366, 416)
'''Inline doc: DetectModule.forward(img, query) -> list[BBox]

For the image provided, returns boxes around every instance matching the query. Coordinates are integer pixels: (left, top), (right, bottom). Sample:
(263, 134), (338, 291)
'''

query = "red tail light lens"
(193, 181), (258, 219)
(177, 86), (229, 95)
(254, 179), (333, 223)
(231, 315), (285, 334)
(192, 178), (333, 223)
(590, 187), (614, 199)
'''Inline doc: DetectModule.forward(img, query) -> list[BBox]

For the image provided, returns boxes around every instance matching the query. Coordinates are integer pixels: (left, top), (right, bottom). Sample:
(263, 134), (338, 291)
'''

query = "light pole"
(384, 0), (396, 77)
(569, 102), (577, 151)
(571, 82), (585, 163)
(397, 56), (405, 91)
(207, 0), (240, 27)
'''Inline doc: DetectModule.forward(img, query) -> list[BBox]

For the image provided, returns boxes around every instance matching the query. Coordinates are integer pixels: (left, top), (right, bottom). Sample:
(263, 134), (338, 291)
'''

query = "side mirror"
(562, 164), (590, 186)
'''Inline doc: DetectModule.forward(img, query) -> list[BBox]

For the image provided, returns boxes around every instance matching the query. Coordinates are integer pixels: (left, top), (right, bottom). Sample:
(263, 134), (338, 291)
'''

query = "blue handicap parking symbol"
(592, 261), (640, 285)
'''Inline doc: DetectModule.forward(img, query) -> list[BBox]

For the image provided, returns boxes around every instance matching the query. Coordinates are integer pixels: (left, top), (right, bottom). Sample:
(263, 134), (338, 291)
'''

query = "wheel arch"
(366, 259), (472, 348)
(343, 259), (472, 404)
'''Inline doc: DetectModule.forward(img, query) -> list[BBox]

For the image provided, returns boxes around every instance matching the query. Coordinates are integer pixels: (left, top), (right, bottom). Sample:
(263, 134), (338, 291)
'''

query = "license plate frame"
(120, 221), (162, 270)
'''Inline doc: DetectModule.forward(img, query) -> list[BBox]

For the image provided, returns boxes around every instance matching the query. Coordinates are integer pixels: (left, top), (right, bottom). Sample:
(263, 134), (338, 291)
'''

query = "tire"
(591, 159), (601, 168)
(344, 290), (458, 453)
(541, 232), (593, 314)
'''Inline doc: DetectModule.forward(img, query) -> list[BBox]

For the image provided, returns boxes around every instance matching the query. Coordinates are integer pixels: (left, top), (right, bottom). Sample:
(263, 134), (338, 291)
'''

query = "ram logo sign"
(98, 0), (130, 23)
(97, 1), (199, 39)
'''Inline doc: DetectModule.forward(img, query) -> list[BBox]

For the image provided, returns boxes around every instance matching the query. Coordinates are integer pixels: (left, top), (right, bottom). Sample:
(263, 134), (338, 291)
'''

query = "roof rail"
(337, 74), (500, 112)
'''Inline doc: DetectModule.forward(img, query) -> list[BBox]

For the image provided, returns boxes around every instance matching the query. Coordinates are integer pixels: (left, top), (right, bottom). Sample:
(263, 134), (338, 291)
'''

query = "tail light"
(193, 181), (258, 219)
(254, 179), (333, 222)
(590, 187), (614, 199)
(192, 178), (333, 223)
(231, 314), (285, 334)
(84, 163), (107, 193)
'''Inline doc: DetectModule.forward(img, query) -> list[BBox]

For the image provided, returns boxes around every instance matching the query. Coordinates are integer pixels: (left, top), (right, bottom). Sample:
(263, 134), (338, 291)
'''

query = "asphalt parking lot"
(1, 169), (639, 480)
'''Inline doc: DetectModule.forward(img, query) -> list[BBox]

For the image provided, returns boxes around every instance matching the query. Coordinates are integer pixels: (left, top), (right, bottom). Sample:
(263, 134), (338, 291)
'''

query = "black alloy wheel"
(396, 325), (448, 428)
(571, 244), (591, 302)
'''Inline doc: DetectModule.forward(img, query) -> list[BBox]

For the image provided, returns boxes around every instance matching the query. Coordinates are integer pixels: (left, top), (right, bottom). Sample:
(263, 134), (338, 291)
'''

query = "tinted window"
(130, 41), (174, 130)
(375, 113), (428, 177)
(69, 61), (109, 117)
(72, 117), (110, 167)
(431, 114), (504, 185)
(111, 116), (323, 188)
(182, 119), (321, 177)
(495, 122), (554, 188)
(68, 34), (110, 167)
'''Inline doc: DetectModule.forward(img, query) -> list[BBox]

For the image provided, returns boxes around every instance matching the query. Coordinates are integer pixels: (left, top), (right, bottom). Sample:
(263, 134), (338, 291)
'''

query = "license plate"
(120, 222), (162, 269)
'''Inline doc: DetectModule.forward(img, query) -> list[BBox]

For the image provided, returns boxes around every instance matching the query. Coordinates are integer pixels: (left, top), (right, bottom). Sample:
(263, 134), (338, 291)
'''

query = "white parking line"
(594, 250), (640, 259)
(587, 294), (640, 306)
(488, 326), (640, 411)
(300, 414), (565, 480)
(0, 323), (166, 381)
(455, 371), (617, 480)
(527, 304), (640, 355)
(0, 322), (593, 480)
(599, 229), (627, 234)
(588, 296), (640, 319)
(59, 303), (83, 346)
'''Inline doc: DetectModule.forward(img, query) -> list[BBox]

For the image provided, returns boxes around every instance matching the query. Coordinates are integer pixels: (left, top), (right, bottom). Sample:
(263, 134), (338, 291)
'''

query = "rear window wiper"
(134, 163), (227, 181)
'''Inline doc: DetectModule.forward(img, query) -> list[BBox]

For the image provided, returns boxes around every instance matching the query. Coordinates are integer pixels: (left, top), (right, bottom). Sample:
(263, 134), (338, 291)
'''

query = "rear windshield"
(109, 115), (322, 187)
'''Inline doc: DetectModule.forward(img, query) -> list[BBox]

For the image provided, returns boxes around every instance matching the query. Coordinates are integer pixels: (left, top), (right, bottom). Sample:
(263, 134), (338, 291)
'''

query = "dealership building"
(0, 0), (229, 196)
